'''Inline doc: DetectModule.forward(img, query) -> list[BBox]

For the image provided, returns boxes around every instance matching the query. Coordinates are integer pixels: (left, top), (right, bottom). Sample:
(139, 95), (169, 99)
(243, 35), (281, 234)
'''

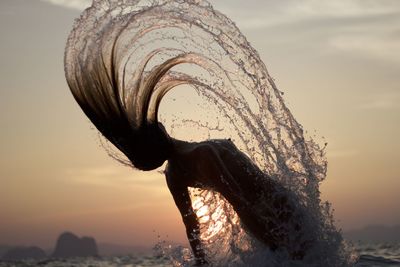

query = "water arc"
(65, 0), (356, 265)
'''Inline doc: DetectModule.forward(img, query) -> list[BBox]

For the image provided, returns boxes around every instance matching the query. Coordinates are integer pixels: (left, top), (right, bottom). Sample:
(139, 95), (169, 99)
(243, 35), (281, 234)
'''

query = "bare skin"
(166, 138), (307, 265)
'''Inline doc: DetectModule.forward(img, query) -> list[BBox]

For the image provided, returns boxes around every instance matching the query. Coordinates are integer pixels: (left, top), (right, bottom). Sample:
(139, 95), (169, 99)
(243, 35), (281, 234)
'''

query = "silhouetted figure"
(166, 137), (308, 264)
(66, 52), (310, 265)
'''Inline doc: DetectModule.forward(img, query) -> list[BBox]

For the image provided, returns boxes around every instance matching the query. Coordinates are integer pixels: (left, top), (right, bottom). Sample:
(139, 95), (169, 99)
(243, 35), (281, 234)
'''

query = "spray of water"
(65, 0), (357, 265)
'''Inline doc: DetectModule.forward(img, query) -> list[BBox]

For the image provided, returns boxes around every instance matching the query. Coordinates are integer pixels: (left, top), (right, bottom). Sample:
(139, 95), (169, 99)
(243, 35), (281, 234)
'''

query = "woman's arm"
(165, 169), (208, 265)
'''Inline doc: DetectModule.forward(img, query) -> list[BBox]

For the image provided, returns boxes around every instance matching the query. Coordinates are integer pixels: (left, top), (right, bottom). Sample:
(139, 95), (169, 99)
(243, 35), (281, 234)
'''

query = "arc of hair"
(124, 48), (185, 128)
(138, 53), (205, 126)
(125, 48), (171, 127)
(147, 75), (206, 124)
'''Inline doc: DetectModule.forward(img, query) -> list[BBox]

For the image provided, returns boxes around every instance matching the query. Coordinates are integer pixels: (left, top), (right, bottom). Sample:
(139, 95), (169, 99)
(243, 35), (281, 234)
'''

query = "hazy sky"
(0, 0), (399, 248)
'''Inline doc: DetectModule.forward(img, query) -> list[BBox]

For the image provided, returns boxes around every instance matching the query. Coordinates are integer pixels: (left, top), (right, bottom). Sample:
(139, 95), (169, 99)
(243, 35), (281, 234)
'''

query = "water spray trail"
(65, 0), (357, 265)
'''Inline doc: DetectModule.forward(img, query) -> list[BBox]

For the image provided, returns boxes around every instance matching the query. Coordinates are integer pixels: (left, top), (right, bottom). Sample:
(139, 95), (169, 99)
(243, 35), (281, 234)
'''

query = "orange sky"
(0, 0), (399, 248)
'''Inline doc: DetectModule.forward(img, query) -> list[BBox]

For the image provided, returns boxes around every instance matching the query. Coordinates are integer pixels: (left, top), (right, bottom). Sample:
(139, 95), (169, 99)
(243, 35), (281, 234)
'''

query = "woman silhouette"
(66, 50), (310, 264)
(166, 134), (309, 264)
(64, 1), (355, 265)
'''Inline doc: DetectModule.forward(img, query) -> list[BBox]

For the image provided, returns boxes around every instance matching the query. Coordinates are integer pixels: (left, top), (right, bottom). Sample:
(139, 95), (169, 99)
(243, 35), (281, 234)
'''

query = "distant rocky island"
(1, 232), (98, 261)
(1, 225), (400, 261)
(52, 232), (98, 258)
(1, 246), (46, 261)
(0, 231), (156, 261)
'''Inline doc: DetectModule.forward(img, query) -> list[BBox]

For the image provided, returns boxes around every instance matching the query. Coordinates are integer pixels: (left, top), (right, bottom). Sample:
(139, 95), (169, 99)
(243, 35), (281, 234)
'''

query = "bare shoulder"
(194, 139), (239, 155)
(170, 138), (240, 160)
(206, 139), (259, 172)
(204, 138), (237, 149)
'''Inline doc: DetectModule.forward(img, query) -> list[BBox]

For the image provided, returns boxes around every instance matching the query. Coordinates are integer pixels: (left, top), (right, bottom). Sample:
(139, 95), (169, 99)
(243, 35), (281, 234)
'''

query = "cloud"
(65, 165), (165, 188)
(40, 0), (400, 64)
(330, 35), (400, 64)
(40, 0), (400, 27)
(39, 0), (400, 35)
(357, 92), (400, 110)
(215, 1), (400, 67)
(327, 14), (400, 63)
(216, 0), (400, 29)
(286, 0), (400, 18)
(328, 149), (359, 158)
(40, 0), (91, 10)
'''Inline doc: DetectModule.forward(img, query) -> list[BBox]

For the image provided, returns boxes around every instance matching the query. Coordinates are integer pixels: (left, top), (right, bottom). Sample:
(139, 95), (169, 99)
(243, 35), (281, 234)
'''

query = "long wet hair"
(65, 43), (198, 170)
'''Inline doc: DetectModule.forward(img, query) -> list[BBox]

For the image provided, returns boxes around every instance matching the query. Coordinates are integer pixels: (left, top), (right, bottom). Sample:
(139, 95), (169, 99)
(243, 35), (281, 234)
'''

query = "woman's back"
(168, 138), (310, 259)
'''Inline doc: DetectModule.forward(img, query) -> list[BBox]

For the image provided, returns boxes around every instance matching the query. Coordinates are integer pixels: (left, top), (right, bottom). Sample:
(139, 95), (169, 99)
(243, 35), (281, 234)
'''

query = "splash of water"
(65, 0), (357, 265)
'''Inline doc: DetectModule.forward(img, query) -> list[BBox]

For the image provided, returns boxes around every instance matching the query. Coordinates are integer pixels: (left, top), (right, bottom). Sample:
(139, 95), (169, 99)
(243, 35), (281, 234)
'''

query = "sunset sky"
(0, 0), (399, 249)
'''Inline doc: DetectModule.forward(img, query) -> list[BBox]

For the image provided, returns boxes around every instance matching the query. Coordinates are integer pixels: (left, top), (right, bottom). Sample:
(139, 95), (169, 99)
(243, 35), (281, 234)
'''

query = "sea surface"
(1, 242), (399, 267)
(354, 242), (400, 267)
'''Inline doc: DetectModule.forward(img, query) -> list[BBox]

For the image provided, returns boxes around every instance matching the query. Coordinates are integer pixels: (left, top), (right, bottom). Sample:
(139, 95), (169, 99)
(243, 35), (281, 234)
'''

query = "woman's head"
(119, 123), (172, 171)
(65, 3), (200, 171)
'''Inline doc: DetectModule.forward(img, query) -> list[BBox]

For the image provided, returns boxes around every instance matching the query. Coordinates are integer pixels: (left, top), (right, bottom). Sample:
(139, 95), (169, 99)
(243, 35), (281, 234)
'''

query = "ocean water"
(355, 242), (400, 267)
(1, 242), (399, 267)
